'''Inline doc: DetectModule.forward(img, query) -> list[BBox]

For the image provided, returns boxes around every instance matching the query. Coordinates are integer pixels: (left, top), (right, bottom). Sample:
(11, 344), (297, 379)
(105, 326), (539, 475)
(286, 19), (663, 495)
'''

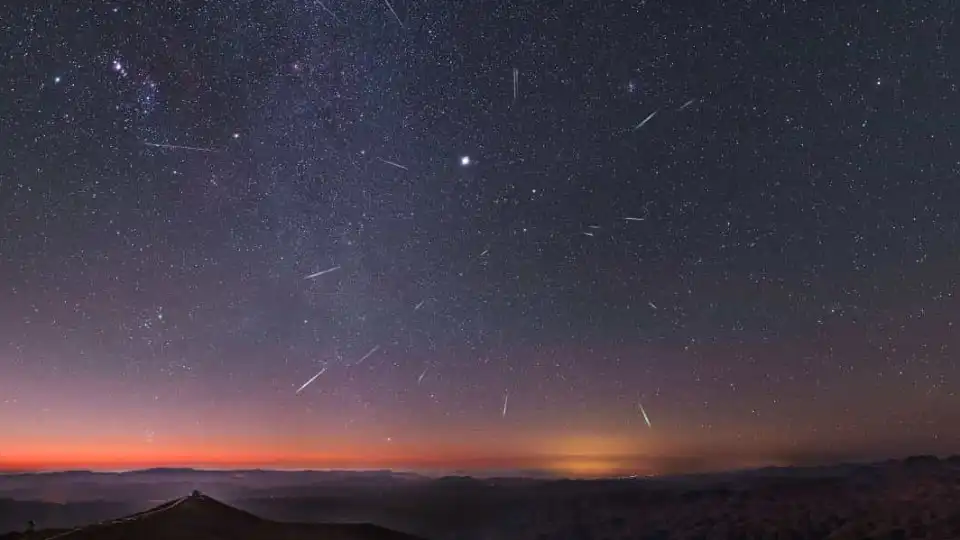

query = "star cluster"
(0, 1), (958, 475)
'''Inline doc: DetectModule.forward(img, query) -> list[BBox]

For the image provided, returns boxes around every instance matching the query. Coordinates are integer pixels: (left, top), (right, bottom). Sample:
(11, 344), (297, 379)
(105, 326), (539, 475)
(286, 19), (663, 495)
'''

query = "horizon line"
(3, 453), (956, 479)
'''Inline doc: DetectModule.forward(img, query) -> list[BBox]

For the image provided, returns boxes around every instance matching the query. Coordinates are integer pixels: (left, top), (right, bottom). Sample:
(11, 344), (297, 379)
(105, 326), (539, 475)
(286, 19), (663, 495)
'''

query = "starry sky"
(1, 1), (959, 477)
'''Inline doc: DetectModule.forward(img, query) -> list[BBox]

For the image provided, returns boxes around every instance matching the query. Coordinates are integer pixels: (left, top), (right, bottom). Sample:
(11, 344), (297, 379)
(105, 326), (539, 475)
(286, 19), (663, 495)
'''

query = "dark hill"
(1, 491), (425, 540)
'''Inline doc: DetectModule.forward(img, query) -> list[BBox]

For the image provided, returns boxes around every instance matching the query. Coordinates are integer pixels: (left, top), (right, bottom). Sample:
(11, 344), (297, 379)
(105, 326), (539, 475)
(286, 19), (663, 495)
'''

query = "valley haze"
(3, 456), (960, 540)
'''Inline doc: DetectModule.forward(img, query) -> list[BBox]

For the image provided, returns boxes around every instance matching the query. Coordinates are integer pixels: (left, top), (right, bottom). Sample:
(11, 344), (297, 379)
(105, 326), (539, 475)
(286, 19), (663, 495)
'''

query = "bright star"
(460, 156), (471, 166)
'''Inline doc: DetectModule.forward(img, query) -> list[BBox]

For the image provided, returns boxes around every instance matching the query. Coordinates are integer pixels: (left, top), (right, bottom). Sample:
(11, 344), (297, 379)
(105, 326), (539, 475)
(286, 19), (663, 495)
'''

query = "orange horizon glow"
(1, 421), (916, 477)
(2, 422), (693, 476)
(0, 436), (651, 476)
(5, 435), (951, 477)
(0, 445), (658, 477)
(0, 438), (796, 478)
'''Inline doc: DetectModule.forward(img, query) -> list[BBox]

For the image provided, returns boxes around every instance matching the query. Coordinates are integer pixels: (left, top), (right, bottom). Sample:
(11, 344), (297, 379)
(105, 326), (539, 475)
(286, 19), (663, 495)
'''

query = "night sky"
(1, 1), (959, 477)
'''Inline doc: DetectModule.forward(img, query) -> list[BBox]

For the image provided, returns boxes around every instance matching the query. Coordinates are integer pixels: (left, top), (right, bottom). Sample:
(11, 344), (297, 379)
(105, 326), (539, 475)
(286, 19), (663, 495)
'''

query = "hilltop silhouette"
(3, 457), (960, 539)
(2, 490), (424, 540)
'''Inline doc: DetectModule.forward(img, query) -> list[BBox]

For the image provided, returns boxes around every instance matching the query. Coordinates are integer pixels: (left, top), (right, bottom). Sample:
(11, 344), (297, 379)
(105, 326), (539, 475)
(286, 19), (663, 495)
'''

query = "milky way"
(0, 2), (958, 475)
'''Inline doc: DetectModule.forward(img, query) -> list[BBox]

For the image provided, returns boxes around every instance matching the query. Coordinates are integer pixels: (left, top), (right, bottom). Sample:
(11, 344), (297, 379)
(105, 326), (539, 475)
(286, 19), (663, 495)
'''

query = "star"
(2, 0), (956, 479)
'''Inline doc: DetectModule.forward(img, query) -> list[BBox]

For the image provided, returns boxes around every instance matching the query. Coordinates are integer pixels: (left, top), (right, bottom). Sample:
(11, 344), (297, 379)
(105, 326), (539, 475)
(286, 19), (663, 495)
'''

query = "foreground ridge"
(20, 490), (426, 540)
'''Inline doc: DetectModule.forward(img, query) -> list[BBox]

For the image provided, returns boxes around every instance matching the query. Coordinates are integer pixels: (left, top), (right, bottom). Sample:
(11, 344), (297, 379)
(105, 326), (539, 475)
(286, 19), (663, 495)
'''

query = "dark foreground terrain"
(0, 491), (423, 540)
(2, 456), (960, 540)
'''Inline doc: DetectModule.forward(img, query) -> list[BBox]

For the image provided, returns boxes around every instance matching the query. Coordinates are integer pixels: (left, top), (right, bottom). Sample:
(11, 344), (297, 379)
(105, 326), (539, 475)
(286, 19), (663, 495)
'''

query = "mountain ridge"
(1, 491), (426, 540)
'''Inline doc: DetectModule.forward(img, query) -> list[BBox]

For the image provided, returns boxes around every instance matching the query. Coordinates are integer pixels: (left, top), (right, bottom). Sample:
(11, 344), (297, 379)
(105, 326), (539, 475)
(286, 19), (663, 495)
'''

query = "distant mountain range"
(2, 456), (960, 539)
